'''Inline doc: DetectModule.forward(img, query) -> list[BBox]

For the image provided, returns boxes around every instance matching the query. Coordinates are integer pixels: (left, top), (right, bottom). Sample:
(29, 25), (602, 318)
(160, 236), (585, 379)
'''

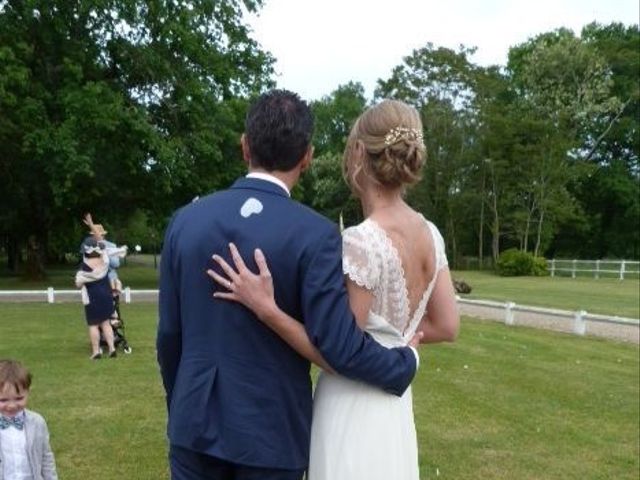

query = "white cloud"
(247, 0), (639, 100)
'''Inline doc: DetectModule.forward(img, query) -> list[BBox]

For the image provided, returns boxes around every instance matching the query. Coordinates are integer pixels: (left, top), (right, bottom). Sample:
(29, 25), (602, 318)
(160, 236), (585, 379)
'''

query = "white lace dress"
(307, 216), (448, 480)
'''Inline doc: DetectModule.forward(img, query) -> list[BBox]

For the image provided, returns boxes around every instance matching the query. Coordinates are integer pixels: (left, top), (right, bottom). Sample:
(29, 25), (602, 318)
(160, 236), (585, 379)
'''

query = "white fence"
(0, 288), (158, 303)
(457, 297), (639, 344)
(0, 288), (637, 344)
(547, 259), (640, 280)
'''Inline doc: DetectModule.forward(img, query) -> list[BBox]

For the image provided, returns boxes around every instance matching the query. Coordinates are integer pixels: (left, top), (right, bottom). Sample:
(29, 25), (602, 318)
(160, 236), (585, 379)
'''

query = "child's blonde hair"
(0, 359), (32, 392)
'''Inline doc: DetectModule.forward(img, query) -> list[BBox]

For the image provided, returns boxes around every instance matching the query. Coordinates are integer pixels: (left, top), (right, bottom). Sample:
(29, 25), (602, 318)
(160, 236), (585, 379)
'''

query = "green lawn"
(0, 303), (637, 479)
(452, 270), (640, 319)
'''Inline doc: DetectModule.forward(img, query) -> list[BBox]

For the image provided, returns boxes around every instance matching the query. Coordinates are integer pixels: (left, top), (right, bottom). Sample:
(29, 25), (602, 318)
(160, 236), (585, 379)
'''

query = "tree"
(308, 153), (361, 227)
(573, 23), (639, 258)
(375, 44), (479, 265)
(505, 28), (622, 258)
(547, 23), (640, 258)
(581, 23), (639, 172)
(0, 0), (274, 275)
(311, 82), (367, 158)
(303, 83), (367, 226)
(469, 66), (519, 264)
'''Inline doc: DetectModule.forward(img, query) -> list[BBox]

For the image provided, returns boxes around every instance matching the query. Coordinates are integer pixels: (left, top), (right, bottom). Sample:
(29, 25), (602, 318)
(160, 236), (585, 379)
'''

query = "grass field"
(451, 270), (640, 319)
(0, 303), (637, 479)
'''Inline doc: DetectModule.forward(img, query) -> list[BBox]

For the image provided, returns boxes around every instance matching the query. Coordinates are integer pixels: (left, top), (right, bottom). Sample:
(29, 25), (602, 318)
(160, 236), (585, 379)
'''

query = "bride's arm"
(207, 244), (335, 373)
(344, 279), (374, 330)
(417, 267), (459, 343)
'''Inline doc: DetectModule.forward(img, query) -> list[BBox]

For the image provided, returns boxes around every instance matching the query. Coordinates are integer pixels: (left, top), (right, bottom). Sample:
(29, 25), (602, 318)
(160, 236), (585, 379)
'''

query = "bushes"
(531, 256), (549, 276)
(496, 248), (549, 276)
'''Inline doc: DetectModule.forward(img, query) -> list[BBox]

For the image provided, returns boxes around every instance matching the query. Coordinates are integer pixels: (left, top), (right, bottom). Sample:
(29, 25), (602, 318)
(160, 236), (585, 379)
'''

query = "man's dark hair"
(245, 89), (314, 172)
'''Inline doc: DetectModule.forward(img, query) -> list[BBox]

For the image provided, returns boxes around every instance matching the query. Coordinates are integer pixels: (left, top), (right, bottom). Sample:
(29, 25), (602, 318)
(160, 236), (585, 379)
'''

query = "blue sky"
(247, 0), (639, 100)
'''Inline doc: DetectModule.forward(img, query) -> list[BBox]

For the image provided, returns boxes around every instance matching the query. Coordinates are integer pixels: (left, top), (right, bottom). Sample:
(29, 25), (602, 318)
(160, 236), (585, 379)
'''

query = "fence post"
(595, 260), (600, 279)
(47, 287), (54, 304)
(505, 302), (516, 326)
(573, 310), (587, 336)
(124, 287), (131, 304)
(550, 259), (555, 277)
(571, 259), (577, 278)
(619, 260), (626, 281)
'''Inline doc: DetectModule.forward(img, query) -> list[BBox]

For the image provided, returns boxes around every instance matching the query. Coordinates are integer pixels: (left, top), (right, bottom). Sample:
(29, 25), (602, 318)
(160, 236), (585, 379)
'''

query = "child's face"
(0, 383), (29, 417)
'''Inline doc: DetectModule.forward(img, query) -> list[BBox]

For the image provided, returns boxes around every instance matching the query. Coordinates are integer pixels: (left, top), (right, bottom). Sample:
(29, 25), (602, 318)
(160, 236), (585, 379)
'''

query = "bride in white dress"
(210, 99), (459, 479)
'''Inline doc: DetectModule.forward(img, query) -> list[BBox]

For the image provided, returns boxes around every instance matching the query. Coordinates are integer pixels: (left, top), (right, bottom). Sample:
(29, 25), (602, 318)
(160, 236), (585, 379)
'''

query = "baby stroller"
(100, 290), (132, 354)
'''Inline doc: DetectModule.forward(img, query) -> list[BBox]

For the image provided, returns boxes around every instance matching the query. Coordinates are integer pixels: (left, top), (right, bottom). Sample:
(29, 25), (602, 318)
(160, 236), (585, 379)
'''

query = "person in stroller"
(100, 279), (132, 354)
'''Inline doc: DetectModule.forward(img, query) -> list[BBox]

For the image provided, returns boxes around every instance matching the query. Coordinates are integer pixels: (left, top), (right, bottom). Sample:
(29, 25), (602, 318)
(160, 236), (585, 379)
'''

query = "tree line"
(306, 24), (639, 266)
(0, 1), (637, 277)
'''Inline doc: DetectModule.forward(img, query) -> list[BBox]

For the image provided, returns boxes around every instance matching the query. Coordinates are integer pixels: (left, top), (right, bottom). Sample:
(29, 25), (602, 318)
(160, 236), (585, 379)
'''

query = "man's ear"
(300, 145), (314, 173)
(240, 134), (251, 166)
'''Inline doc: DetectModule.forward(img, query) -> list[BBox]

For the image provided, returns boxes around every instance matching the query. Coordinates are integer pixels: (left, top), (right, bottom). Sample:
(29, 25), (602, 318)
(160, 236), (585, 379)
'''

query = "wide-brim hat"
(89, 224), (108, 236)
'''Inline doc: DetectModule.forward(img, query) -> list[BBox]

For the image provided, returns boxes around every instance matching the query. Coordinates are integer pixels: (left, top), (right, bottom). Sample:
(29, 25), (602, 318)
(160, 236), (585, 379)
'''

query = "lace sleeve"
(342, 226), (381, 291)
(429, 222), (449, 271)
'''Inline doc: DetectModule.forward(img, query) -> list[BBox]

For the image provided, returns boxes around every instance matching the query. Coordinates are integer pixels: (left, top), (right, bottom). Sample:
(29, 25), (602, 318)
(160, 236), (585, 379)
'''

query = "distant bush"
(496, 249), (548, 276)
(531, 256), (549, 276)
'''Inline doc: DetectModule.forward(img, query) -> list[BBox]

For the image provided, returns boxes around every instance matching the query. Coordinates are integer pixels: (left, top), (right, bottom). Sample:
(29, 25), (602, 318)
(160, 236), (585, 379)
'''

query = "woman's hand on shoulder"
(207, 243), (278, 323)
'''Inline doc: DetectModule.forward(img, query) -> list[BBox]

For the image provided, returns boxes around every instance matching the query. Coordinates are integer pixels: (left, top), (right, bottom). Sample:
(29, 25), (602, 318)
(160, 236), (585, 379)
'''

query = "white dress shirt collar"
(246, 172), (290, 197)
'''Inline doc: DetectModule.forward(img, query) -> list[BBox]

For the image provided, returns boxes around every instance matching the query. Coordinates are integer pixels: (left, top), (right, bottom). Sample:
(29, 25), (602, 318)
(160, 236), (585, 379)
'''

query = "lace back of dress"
(342, 218), (447, 340)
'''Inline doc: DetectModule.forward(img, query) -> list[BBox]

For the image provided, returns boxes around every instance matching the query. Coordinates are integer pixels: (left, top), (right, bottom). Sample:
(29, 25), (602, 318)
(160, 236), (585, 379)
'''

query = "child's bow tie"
(0, 415), (24, 430)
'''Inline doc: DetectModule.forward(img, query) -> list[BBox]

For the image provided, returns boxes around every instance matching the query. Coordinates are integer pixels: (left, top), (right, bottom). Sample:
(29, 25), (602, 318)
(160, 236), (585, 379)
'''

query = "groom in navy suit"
(157, 89), (419, 479)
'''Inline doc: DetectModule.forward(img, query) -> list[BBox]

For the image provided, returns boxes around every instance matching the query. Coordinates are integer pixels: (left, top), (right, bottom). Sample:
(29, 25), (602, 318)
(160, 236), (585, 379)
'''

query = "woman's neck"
(360, 185), (406, 218)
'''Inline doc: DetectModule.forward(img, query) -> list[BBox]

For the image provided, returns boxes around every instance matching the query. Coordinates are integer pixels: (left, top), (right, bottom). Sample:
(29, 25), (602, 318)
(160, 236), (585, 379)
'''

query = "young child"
(0, 359), (58, 480)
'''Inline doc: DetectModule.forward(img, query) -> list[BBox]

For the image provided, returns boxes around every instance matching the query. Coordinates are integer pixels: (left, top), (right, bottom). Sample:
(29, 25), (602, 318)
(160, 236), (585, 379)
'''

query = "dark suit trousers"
(170, 445), (305, 480)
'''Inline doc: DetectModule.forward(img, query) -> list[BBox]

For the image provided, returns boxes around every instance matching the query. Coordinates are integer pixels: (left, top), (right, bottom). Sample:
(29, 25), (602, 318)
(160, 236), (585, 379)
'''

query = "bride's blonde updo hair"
(343, 99), (426, 193)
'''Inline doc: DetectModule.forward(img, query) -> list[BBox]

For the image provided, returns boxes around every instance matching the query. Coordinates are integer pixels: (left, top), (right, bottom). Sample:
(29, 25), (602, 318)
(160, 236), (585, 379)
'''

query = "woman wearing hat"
(75, 238), (117, 359)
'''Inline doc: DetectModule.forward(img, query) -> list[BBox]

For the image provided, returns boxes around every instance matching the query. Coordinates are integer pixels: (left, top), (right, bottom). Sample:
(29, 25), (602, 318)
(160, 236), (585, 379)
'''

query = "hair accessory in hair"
(384, 127), (423, 146)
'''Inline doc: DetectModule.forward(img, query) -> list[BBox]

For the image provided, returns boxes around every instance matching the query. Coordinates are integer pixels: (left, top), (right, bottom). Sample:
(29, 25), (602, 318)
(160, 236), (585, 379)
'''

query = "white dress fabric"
(308, 216), (448, 480)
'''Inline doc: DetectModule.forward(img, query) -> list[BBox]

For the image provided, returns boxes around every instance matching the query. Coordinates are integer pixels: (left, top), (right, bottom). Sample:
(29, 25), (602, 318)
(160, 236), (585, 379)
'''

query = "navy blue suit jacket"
(157, 177), (417, 470)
